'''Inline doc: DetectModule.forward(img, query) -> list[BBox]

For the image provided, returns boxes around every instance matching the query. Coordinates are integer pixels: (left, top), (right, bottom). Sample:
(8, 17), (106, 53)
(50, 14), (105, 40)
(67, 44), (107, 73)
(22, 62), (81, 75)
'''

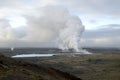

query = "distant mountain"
(0, 54), (81, 80)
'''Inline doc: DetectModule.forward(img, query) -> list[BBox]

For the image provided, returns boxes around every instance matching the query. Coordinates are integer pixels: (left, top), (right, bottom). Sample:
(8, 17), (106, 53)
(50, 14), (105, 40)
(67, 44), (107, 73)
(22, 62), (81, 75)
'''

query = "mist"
(26, 6), (85, 51)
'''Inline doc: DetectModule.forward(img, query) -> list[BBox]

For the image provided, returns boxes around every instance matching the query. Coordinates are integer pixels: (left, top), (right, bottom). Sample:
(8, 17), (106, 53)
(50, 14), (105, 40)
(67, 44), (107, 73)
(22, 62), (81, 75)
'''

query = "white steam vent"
(58, 16), (85, 52)
(11, 47), (14, 51)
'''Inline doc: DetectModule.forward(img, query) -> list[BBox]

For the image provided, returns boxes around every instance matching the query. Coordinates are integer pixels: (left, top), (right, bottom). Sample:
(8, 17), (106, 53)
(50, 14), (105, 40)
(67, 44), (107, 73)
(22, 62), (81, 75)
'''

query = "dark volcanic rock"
(0, 54), (82, 80)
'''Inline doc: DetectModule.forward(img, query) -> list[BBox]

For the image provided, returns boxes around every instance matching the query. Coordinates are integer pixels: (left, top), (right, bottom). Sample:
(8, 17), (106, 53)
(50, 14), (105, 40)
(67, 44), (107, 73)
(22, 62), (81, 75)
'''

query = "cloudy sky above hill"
(0, 0), (120, 48)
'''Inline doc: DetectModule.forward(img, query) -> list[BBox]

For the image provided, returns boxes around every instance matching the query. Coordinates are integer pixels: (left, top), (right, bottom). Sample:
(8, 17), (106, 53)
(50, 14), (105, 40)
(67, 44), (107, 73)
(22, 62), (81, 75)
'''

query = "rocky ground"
(17, 52), (120, 80)
(0, 48), (120, 80)
(0, 54), (81, 80)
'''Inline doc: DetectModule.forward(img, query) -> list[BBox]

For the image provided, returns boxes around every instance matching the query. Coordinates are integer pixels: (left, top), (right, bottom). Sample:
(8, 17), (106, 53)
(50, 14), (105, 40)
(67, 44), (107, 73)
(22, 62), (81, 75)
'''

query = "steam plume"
(26, 6), (85, 51)
(58, 16), (85, 51)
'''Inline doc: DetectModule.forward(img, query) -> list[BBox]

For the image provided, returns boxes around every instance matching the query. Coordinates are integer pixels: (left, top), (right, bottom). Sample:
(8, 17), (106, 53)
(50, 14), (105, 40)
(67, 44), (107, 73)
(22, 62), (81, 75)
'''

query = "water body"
(12, 50), (92, 58)
(12, 54), (55, 58)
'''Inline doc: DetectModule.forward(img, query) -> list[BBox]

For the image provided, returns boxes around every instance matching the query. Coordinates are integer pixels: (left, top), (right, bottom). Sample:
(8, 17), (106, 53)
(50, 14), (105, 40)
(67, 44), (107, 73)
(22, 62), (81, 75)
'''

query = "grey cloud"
(1, 0), (120, 15)
(52, 0), (120, 17)
(0, 19), (26, 41)
(81, 24), (120, 48)
(0, 41), (55, 48)
(0, 0), (120, 18)
(0, 0), (29, 7)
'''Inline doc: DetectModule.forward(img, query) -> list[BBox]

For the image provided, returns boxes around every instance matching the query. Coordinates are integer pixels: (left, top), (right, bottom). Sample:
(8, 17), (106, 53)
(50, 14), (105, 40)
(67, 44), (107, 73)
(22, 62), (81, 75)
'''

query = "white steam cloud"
(58, 16), (85, 51)
(26, 6), (85, 51)
(0, 5), (85, 51)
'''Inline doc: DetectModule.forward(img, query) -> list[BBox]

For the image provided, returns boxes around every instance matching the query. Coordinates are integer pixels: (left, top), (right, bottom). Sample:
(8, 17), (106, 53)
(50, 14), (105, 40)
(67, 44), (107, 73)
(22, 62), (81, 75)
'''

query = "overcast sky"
(0, 0), (120, 48)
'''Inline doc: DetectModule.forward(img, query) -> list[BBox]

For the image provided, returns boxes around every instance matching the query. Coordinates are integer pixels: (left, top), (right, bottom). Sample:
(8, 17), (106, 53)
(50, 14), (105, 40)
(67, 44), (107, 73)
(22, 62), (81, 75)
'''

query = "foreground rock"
(0, 54), (82, 80)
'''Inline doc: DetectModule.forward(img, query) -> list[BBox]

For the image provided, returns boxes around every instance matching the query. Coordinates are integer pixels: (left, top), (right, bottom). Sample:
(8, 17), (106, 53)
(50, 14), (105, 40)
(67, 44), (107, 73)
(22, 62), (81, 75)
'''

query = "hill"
(0, 54), (81, 80)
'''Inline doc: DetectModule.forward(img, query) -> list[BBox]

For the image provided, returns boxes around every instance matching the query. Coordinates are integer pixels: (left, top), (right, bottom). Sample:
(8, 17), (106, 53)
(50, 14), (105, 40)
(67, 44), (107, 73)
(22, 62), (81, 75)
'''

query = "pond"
(12, 54), (55, 58)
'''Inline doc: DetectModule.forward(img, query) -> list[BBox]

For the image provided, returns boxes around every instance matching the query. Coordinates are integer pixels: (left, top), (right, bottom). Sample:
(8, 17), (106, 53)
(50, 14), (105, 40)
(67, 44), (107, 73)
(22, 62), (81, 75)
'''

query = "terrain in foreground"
(0, 48), (120, 80)
(17, 50), (120, 80)
(0, 54), (81, 80)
